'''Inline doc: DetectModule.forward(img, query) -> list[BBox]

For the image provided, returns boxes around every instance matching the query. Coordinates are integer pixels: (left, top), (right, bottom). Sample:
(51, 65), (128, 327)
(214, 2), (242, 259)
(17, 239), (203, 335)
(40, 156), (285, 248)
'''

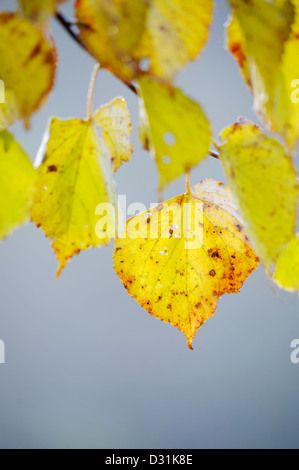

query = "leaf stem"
(87, 64), (101, 119)
(186, 168), (191, 194)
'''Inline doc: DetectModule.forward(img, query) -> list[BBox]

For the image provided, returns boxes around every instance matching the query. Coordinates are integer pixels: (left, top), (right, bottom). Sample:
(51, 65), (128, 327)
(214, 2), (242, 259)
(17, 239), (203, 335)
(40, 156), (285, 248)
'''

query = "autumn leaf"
(0, 12), (57, 130)
(273, 235), (299, 291)
(219, 120), (298, 274)
(93, 97), (133, 172)
(138, 76), (212, 190)
(18, 0), (66, 24)
(30, 98), (132, 277)
(227, 0), (299, 149)
(75, 0), (213, 84)
(0, 131), (36, 240)
(113, 179), (259, 349)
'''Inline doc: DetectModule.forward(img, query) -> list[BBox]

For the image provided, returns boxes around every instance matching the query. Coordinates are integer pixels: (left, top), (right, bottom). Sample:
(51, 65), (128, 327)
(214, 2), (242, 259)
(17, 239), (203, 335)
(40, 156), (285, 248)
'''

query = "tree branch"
(55, 12), (138, 95)
(55, 12), (218, 161)
(208, 150), (220, 159)
(56, 12), (87, 51)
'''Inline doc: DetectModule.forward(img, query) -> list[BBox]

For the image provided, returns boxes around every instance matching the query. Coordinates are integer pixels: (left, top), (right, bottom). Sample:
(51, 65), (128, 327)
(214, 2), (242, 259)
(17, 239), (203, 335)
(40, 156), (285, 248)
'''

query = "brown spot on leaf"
(209, 269), (216, 277)
(47, 165), (57, 172)
(230, 42), (246, 67)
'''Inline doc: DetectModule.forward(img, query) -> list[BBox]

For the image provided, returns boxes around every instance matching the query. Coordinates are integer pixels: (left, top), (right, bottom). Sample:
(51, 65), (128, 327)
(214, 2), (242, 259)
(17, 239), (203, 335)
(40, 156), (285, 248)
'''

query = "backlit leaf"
(227, 0), (299, 149)
(31, 98), (132, 277)
(75, 0), (213, 83)
(18, 0), (66, 23)
(93, 97), (133, 172)
(0, 12), (57, 129)
(273, 234), (299, 291)
(114, 179), (259, 349)
(138, 76), (212, 190)
(219, 120), (298, 273)
(0, 131), (35, 239)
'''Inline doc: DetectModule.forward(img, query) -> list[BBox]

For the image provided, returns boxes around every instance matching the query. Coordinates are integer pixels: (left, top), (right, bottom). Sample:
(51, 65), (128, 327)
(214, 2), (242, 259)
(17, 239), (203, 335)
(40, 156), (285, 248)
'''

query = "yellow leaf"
(219, 120), (299, 273)
(0, 12), (57, 130)
(133, 0), (214, 82)
(93, 97), (133, 172)
(138, 76), (212, 190)
(113, 179), (259, 349)
(31, 98), (132, 277)
(18, 0), (66, 23)
(227, 0), (299, 149)
(75, 0), (213, 83)
(273, 234), (299, 291)
(0, 131), (36, 239)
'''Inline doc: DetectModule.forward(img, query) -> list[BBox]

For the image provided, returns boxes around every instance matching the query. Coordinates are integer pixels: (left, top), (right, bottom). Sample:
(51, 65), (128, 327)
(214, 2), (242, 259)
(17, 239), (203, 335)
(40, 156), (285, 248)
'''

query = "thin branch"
(55, 12), (138, 95)
(208, 149), (220, 160)
(56, 12), (86, 51)
(56, 12), (219, 161)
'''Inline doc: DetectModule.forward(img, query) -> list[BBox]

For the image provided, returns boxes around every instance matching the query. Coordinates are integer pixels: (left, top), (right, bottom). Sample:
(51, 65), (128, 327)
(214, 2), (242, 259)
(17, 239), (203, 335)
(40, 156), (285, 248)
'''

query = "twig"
(56, 12), (220, 161)
(208, 149), (220, 160)
(56, 12), (86, 51)
(55, 12), (138, 95)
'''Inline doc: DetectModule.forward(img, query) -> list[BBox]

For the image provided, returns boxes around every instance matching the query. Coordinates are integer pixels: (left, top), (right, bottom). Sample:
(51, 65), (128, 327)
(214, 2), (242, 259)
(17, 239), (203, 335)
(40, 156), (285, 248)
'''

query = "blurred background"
(0, 0), (299, 449)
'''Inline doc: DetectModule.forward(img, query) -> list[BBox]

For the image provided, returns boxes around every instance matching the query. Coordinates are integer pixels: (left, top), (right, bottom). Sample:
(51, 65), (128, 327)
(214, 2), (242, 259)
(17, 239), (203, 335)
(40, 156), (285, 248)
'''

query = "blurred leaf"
(18, 0), (66, 23)
(227, 0), (299, 149)
(138, 76), (212, 190)
(0, 12), (57, 130)
(0, 131), (36, 239)
(75, 0), (213, 83)
(219, 120), (298, 273)
(274, 234), (299, 291)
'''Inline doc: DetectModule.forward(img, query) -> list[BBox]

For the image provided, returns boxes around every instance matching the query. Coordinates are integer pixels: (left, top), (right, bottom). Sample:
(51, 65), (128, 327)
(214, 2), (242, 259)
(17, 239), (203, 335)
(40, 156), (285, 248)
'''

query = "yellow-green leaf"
(273, 234), (299, 291)
(18, 0), (66, 23)
(219, 120), (299, 273)
(138, 76), (212, 190)
(75, 0), (213, 84)
(114, 179), (259, 349)
(227, 0), (299, 149)
(0, 131), (36, 239)
(0, 12), (57, 130)
(31, 98), (132, 277)
(93, 97), (133, 172)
